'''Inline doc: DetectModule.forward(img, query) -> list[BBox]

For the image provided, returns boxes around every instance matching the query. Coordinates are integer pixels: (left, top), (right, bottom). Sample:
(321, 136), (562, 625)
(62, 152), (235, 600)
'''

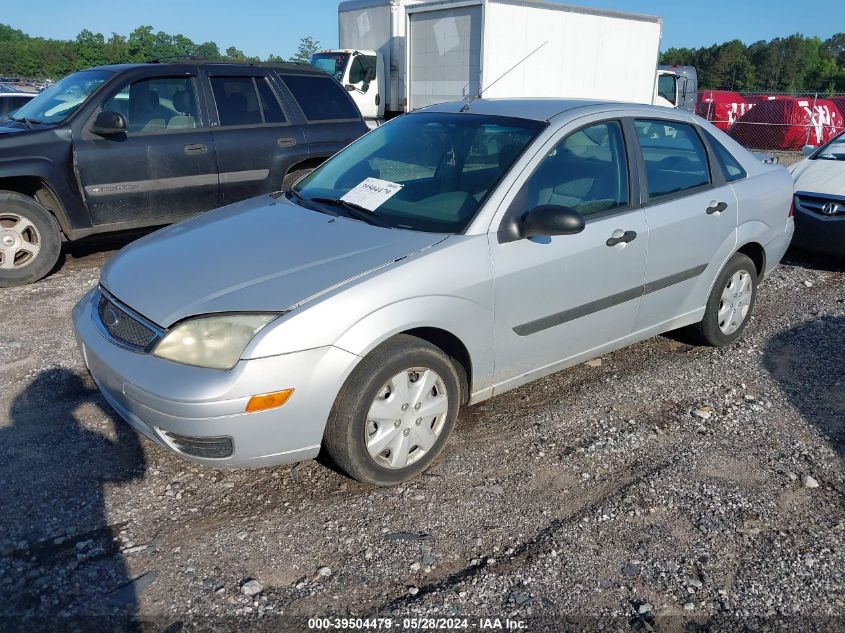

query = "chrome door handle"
(706, 201), (728, 215)
(184, 143), (207, 155)
(606, 230), (638, 247)
(277, 137), (297, 148)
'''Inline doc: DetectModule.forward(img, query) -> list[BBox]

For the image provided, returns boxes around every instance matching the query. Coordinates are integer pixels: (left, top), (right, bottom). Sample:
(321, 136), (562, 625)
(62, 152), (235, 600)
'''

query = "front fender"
(332, 295), (495, 401)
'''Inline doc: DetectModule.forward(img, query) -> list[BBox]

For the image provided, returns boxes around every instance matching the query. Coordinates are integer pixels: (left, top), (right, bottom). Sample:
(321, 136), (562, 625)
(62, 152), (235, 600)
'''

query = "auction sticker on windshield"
(340, 178), (403, 212)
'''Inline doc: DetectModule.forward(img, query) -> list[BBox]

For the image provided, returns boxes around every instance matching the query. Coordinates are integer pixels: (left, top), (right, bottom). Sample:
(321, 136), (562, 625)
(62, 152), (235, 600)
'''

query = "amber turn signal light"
(245, 389), (293, 413)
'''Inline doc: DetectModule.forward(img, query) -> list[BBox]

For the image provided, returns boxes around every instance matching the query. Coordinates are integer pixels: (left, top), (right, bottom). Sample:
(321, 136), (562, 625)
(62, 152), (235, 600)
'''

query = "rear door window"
(635, 119), (711, 198)
(281, 75), (359, 121)
(210, 76), (287, 126)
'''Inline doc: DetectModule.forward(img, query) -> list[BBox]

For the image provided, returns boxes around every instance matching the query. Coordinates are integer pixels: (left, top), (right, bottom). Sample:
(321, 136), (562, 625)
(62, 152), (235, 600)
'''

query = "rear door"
(407, 4), (482, 110)
(276, 73), (366, 160)
(630, 118), (738, 331)
(204, 69), (307, 204)
(74, 71), (219, 225)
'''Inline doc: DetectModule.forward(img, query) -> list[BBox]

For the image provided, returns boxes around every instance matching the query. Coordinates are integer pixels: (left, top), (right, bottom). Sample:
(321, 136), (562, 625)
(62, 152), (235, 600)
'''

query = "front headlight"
(153, 314), (277, 370)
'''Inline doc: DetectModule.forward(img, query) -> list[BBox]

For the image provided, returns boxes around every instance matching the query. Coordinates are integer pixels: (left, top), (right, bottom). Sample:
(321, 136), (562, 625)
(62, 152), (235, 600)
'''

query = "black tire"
(689, 252), (758, 347)
(282, 168), (314, 191)
(0, 192), (62, 287)
(323, 334), (461, 486)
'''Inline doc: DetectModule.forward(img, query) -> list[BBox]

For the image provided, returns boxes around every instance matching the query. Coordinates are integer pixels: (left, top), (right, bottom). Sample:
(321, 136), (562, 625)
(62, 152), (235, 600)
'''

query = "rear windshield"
(293, 112), (546, 233)
(11, 70), (112, 124)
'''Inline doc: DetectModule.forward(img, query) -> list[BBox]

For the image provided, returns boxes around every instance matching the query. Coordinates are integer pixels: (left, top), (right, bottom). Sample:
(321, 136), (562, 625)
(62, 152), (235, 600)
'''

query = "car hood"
(101, 195), (448, 327)
(791, 158), (845, 195)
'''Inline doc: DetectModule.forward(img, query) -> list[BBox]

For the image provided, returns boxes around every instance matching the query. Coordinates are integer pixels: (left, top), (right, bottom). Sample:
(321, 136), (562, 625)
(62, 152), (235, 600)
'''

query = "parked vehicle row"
(0, 83), (36, 116)
(0, 61), (368, 286)
(72, 98), (795, 485)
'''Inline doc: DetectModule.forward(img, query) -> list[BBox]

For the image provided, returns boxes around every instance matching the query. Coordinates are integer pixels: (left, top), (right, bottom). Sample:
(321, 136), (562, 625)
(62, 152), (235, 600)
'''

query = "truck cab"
(655, 65), (698, 112)
(310, 50), (386, 126)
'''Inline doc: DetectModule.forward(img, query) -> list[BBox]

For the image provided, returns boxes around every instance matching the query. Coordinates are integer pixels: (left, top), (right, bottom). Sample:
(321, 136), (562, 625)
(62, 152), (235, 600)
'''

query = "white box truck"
(310, 0), (690, 126)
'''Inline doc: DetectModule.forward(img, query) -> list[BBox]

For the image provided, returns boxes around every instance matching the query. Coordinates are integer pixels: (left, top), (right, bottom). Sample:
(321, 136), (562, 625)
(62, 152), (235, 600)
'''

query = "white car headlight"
(153, 314), (277, 370)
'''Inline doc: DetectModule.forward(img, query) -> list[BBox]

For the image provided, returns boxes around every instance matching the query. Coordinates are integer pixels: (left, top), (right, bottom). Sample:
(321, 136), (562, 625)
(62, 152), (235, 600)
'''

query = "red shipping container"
(696, 91), (752, 131)
(728, 97), (845, 150)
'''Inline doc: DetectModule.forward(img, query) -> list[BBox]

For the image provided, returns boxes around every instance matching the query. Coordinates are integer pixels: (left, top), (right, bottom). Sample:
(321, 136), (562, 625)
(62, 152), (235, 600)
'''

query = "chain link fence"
(696, 91), (845, 165)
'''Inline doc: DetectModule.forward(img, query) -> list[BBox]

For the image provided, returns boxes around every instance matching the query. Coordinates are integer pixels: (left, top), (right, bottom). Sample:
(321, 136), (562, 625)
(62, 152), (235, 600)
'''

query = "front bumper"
(72, 289), (361, 468)
(792, 207), (845, 258)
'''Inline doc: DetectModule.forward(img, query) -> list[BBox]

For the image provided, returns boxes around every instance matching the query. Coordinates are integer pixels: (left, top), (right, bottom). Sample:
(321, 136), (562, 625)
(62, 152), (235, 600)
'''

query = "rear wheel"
(0, 192), (62, 287)
(689, 252), (757, 346)
(323, 335), (461, 486)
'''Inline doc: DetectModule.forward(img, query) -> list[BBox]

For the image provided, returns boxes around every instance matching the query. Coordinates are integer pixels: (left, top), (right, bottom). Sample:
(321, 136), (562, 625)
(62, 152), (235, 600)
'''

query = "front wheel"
(690, 252), (757, 347)
(0, 192), (62, 287)
(323, 335), (461, 486)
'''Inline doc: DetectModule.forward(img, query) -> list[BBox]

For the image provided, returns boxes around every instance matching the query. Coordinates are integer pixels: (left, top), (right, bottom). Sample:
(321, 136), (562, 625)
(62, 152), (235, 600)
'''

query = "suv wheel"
(690, 252), (757, 347)
(0, 192), (62, 287)
(323, 335), (461, 485)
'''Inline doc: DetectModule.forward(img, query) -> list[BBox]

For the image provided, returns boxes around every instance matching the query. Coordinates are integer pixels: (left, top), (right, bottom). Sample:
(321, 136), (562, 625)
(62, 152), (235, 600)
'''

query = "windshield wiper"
(9, 115), (42, 130)
(307, 197), (391, 228)
(286, 189), (340, 217)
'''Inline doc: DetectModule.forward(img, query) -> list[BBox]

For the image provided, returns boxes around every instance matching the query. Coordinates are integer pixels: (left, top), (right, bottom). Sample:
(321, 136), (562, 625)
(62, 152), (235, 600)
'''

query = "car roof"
(86, 61), (323, 75)
(421, 98), (695, 123)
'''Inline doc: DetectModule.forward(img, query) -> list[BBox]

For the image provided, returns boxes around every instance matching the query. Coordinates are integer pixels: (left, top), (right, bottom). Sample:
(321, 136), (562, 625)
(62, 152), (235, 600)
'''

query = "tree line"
(661, 33), (845, 93)
(2, 22), (844, 93)
(0, 23), (322, 79)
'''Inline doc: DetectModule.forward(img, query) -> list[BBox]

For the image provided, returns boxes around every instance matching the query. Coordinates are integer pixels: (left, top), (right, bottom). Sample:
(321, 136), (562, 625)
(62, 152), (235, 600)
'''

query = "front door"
(630, 118), (738, 331)
(205, 70), (308, 204)
(75, 73), (219, 226)
(490, 119), (649, 390)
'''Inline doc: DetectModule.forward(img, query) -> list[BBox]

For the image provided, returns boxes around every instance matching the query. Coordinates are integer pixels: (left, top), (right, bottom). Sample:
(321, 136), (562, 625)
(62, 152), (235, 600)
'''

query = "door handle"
(706, 201), (728, 215)
(183, 143), (207, 155)
(606, 230), (638, 247)
(277, 137), (297, 148)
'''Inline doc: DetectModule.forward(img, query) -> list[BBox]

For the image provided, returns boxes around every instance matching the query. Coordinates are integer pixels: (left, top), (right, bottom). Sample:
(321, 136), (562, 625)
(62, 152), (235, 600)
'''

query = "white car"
(0, 84), (35, 116)
(790, 132), (845, 257)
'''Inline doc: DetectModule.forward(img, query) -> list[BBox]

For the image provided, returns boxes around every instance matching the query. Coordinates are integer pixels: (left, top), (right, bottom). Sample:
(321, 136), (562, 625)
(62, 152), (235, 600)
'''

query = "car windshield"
(292, 112), (546, 233)
(10, 69), (112, 124)
(817, 130), (845, 161)
(309, 53), (350, 82)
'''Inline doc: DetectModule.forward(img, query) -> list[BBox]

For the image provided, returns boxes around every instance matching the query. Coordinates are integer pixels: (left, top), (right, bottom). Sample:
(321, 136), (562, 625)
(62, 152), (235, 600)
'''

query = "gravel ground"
(0, 237), (843, 632)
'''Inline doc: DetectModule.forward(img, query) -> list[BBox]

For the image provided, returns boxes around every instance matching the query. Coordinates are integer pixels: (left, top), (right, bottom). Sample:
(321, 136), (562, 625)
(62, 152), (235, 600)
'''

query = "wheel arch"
(394, 327), (472, 405)
(0, 175), (71, 237)
(736, 241), (766, 278)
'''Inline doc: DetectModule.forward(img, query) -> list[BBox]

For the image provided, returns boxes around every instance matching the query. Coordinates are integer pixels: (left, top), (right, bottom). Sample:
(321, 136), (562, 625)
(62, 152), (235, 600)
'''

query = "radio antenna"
(461, 40), (548, 112)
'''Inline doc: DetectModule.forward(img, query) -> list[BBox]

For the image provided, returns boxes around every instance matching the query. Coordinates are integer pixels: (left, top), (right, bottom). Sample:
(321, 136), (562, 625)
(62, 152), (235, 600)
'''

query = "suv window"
(704, 130), (747, 181)
(348, 55), (376, 85)
(103, 76), (200, 132)
(518, 121), (629, 216)
(635, 120), (710, 198)
(281, 75), (359, 121)
(210, 76), (286, 127)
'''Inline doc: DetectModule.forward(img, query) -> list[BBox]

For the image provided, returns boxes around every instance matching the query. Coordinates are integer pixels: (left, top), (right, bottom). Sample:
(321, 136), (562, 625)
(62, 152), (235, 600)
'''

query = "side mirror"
(91, 110), (127, 136)
(522, 205), (585, 239)
(801, 144), (817, 157)
(345, 84), (356, 92)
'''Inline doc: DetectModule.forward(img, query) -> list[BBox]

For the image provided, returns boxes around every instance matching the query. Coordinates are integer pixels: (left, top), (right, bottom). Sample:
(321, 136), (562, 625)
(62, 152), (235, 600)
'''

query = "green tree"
(289, 36), (321, 64)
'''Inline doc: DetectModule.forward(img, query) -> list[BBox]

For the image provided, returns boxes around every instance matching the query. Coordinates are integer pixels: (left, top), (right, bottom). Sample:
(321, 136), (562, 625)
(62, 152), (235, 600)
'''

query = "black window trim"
(83, 72), (206, 139)
(207, 74), (291, 130)
(277, 73), (362, 124)
(628, 116), (727, 207)
(498, 117), (639, 244)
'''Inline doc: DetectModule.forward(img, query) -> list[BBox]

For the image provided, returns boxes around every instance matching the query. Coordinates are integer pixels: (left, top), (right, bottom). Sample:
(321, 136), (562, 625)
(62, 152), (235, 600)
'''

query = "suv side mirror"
(801, 144), (817, 157)
(91, 111), (127, 136)
(522, 205), (585, 239)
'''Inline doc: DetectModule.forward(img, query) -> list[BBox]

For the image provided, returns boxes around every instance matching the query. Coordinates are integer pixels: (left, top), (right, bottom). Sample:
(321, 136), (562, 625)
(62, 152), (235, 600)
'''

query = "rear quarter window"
(280, 75), (359, 122)
(704, 130), (747, 182)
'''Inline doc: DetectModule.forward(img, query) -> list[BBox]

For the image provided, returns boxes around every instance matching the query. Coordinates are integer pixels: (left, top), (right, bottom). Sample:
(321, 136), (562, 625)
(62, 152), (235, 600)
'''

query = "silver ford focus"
(72, 99), (794, 485)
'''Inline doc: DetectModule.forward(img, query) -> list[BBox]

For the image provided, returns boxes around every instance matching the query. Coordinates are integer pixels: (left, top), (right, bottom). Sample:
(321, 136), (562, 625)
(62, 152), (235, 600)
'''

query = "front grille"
(795, 193), (845, 216)
(159, 430), (234, 459)
(96, 292), (158, 350)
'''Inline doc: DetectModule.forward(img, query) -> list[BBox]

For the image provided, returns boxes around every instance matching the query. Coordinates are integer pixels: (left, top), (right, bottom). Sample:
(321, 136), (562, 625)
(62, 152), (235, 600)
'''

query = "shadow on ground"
(0, 368), (147, 626)
(762, 316), (845, 460)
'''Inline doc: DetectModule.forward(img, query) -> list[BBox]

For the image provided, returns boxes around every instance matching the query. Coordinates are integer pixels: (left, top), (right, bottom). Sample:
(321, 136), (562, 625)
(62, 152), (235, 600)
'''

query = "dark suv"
(0, 61), (368, 286)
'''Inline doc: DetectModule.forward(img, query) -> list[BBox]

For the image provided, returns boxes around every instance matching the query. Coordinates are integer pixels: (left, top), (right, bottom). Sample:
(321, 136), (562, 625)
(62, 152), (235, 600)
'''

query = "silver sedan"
(73, 99), (794, 485)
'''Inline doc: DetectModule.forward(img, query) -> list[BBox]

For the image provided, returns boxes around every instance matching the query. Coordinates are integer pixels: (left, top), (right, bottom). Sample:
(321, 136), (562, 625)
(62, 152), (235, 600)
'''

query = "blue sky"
(7, 0), (844, 59)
